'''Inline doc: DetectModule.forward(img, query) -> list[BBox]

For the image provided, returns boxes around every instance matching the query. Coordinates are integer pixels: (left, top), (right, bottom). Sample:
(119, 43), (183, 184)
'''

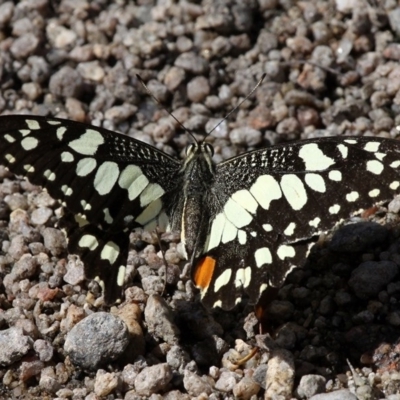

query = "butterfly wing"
(193, 137), (400, 310)
(0, 115), (182, 303)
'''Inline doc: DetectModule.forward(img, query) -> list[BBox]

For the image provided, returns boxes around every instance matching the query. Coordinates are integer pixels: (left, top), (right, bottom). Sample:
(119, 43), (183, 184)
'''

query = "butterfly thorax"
(177, 142), (216, 259)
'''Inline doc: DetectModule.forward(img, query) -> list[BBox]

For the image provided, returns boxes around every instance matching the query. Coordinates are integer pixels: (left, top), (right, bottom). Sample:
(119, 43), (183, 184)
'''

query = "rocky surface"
(1, 0), (400, 399)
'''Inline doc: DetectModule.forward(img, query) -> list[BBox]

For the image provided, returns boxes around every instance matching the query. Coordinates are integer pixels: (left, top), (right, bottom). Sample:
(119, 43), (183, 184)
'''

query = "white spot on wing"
(255, 247), (272, 267)
(224, 198), (252, 228)
(329, 204), (340, 214)
(57, 126), (67, 140)
(305, 173), (326, 193)
(231, 189), (258, 214)
(390, 181), (400, 190)
(78, 234), (99, 250)
(44, 169), (56, 181)
(221, 218), (238, 244)
(337, 144), (348, 159)
(68, 129), (105, 155)
(277, 245), (295, 260)
(94, 161), (119, 195)
(328, 170), (342, 181)
(19, 130), (31, 137)
(206, 213), (226, 251)
(21, 137), (39, 150)
(4, 134), (15, 143)
(119, 165), (149, 201)
(390, 161), (400, 169)
(309, 217), (321, 228)
(26, 119), (40, 130)
(117, 265), (126, 286)
(280, 174), (308, 210)
(368, 189), (380, 197)
(344, 139), (357, 144)
(214, 269), (232, 292)
(140, 183), (165, 207)
(234, 267), (252, 289)
(364, 142), (380, 152)
(61, 185), (73, 196)
(238, 230), (247, 245)
(100, 241), (120, 264)
(250, 174), (282, 210)
(375, 153), (386, 161)
(103, 208), (113, 224)
(366, 160), (384, 175)
(76, 157), (97, 176)
(61, 151), (74, 162)
(5, 154), (16, 163)
(262, 224), (273, 232)
(346, 191), (359, 202)
(284, 222), (296, 236)
(135, 198), (162, 225)
(299, 143), (335, 171)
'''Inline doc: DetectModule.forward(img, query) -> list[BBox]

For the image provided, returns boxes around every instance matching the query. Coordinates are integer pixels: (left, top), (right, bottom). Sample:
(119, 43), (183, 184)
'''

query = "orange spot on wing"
(193, 256), (216, 290)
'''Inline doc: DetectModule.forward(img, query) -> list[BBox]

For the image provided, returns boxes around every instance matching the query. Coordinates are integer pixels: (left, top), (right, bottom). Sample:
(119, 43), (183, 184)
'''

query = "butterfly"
(1, 114), (400, 309)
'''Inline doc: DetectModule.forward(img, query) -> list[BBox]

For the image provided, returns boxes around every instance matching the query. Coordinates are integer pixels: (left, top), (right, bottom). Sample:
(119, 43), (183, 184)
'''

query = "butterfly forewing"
(192, 137), (400, 309)
(0, 115), (182, 303)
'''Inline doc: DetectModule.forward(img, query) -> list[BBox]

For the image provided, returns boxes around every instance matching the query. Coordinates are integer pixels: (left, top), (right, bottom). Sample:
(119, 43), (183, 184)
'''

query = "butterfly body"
(1, 115), (400, 310)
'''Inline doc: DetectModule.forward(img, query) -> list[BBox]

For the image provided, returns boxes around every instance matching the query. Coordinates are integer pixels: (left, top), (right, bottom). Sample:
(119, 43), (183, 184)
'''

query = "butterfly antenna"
(205, 73), (266, 139)
(136, 74), (198, 143)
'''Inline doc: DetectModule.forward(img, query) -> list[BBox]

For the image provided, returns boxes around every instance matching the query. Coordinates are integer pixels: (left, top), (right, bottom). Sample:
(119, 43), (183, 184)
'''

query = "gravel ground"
(1, 0), (400, 399)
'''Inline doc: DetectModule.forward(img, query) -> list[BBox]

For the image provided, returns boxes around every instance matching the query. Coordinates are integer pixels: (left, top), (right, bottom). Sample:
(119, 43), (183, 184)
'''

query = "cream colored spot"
(117, 265), (126, 286)
(100, 241), (120, 264)
(255, 247), (272, 267)
(21, 137), (39, 150)
(221, 218), (237, 244)
(23, 164), (34, 172)
(61, 151), (74, 162)
(337, 144), (348, 159)
(390, 181), (400, 190)
(305, 173), (326, 193)
(76, 157), (97, 177)
(284, 222), (296, 236)
(25, 119), (40, 130)
(68, 129), (105, 155)
(5, 154), (16, 163)
(78, 234), (99, 250)
(368, 189), (380, 197)
(364, 142), (380, 152)
(231, 189), (258, 214)
(366, 160), (384, 175)
(44, 169), (56, 181)
(277, 245), (295, 260)
(390, 161), (400, 169)
(206, 213), (226, 251)
(214, 269), (232, 292)
(309, 217), (321, 228)
(119, 165), (149, 201)
(299, 143), (335, 171)
(224, 198), (252, 228)
(328, 170), (342, 181)
(61, 185), (73, 196)
(238, 230), (247, 245)
(19, 129), (31, 137)
(250, 174), (282, 210)
(329, 204), (340, 214)
(94, 161), (119, 195)
(57, 126), (67, 140)
(135, 198), (162, 225)
(280, 174), (308, 210)
(346, 191), (359, 202)
(103, 208), (113, 224)
(234, 267), (252, 289)
(140, 183), (165, 207)
(4, 134), (15, 143)
(262, 224), (273, 232)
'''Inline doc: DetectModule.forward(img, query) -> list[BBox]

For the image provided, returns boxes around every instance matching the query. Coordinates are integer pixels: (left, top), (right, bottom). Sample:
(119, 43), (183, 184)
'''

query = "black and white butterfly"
(1, 114), (400, 310)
